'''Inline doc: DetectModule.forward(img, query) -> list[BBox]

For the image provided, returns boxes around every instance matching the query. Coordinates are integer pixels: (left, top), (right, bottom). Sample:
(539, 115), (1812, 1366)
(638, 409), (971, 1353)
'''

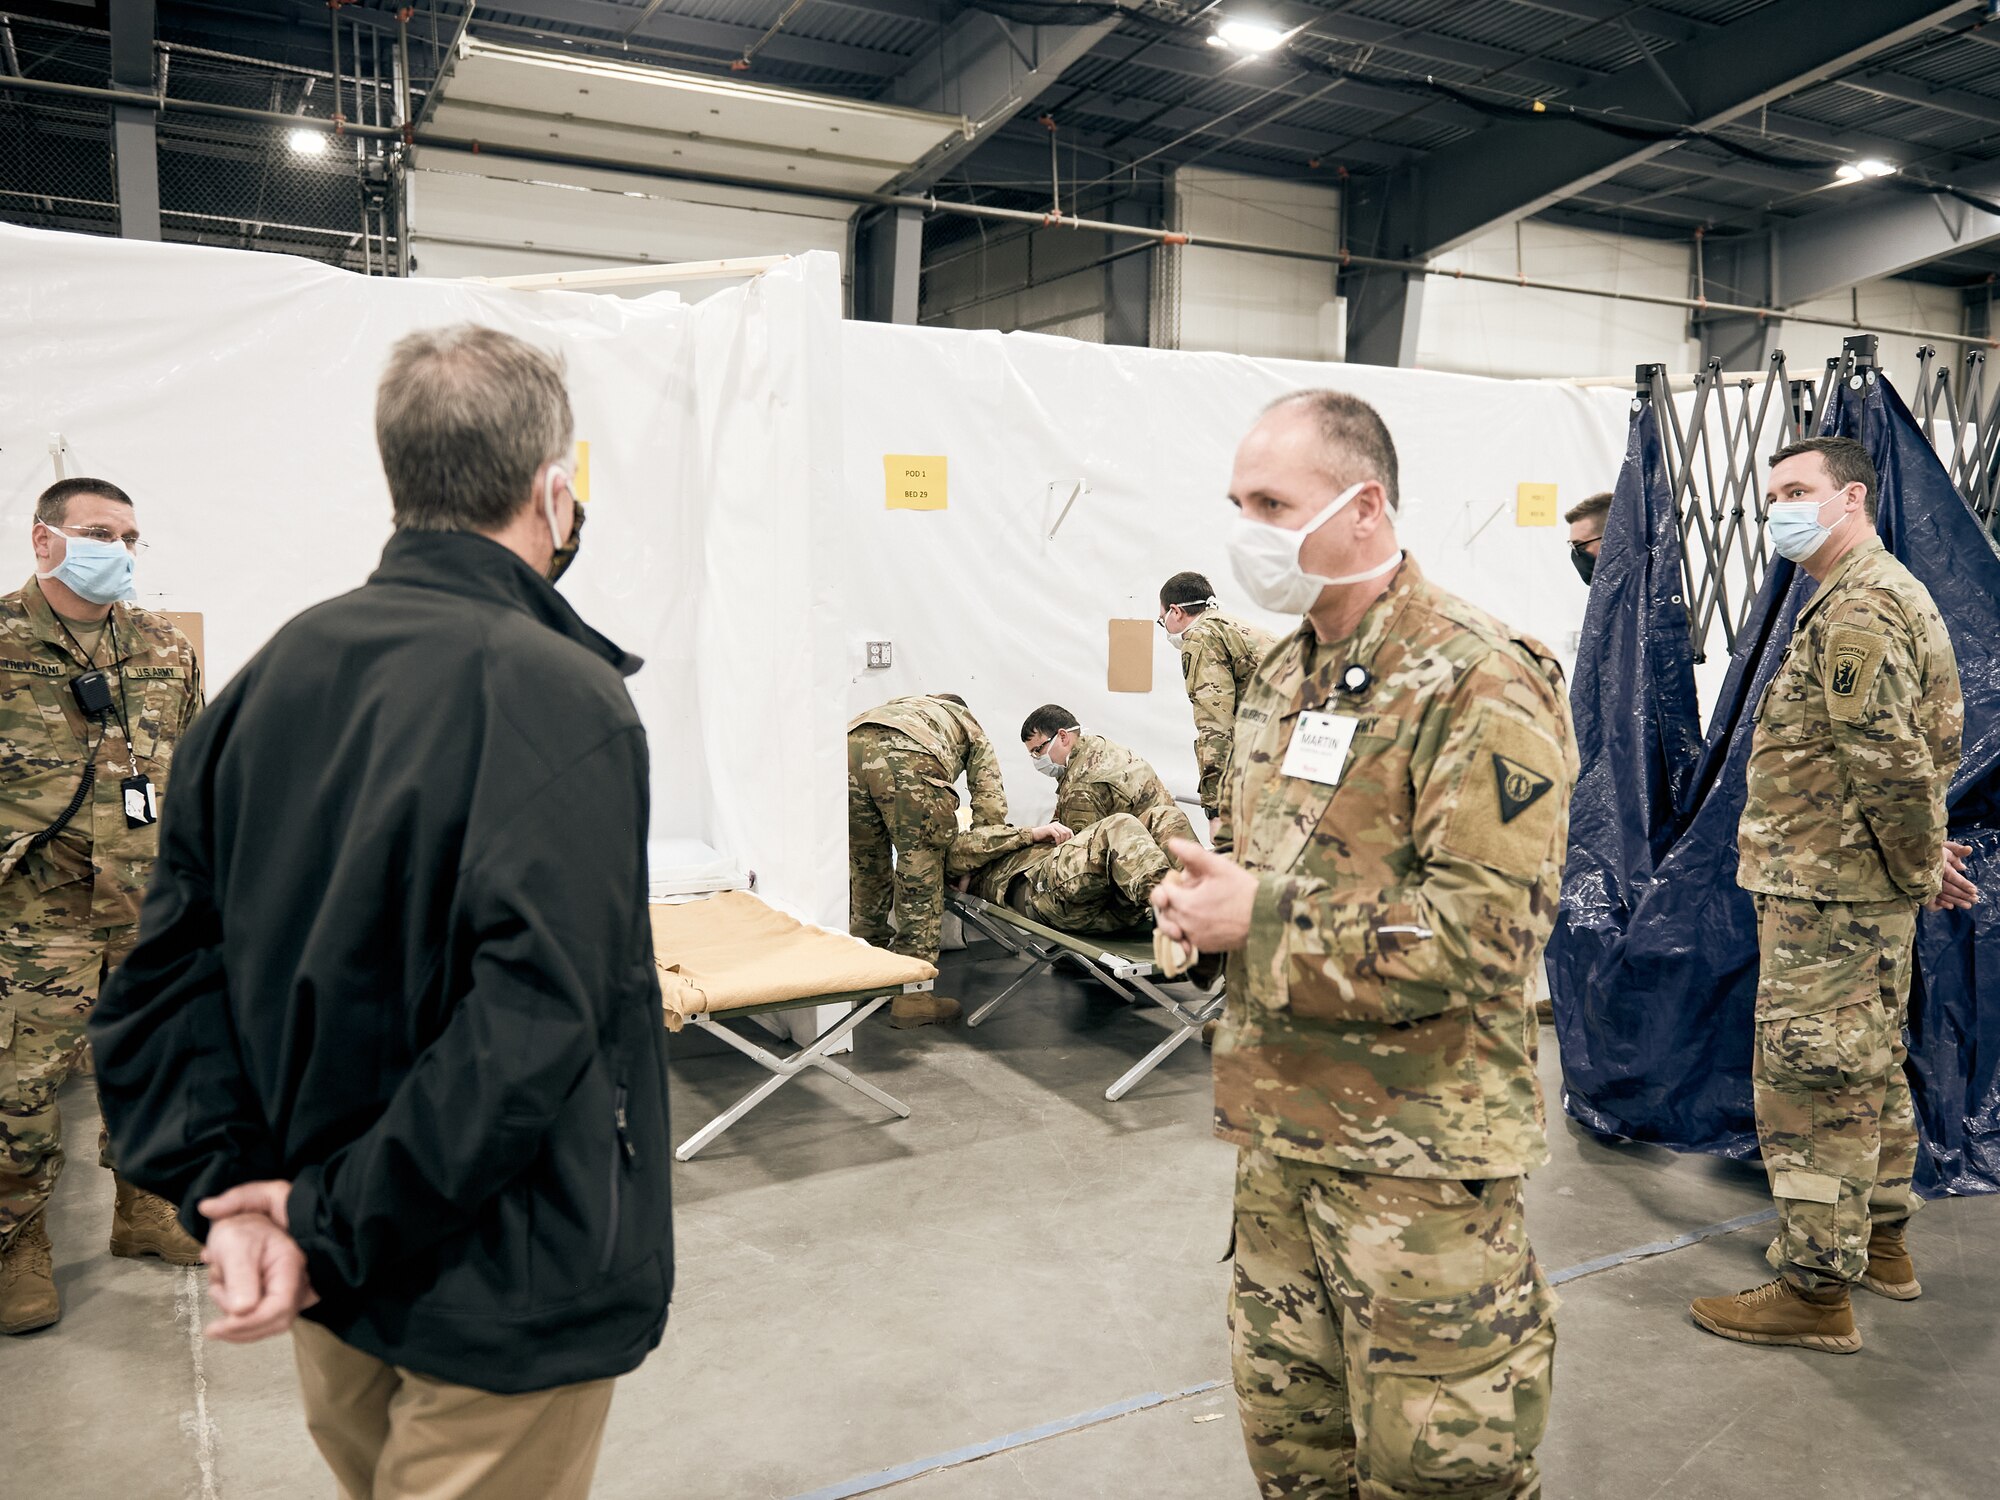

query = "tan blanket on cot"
(649, 891), (938, 1031)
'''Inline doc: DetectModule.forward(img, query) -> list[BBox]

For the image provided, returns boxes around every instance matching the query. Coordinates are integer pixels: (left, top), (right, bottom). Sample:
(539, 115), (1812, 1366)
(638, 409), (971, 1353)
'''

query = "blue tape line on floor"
(790, 1208), (1777, 1497)
(1546, 1207), (1779, 1286)
(786, 1379), (1230, 1500)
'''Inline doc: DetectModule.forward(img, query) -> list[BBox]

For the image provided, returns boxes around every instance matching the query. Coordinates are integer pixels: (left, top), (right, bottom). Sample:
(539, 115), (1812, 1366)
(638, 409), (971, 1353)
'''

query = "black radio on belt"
(70, 668), (115, 720)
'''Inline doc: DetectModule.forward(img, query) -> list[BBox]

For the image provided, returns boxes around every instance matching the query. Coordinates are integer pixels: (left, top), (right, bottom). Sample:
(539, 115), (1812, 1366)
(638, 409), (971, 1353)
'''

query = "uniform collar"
(1277, 553), (1423, 710)
(1796, 533), (1883, 627)
(18, 575), (135, 669)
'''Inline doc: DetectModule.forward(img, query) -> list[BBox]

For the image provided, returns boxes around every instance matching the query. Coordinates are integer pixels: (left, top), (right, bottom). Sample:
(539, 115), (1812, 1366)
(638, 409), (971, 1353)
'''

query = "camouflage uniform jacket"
(849, 695), (1009, 826)
(1215, 554), (1576, 1178)
(0, 578), (202, 930)
(1179, 611), (1276, 814)
(1054, 734), (1184, 835)
(1738, 536), (1962, 905)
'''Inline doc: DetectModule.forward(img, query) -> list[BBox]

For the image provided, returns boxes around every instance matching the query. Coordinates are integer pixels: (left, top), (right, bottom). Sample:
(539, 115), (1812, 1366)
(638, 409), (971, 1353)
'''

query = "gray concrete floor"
(7, 943), (1999, 1500)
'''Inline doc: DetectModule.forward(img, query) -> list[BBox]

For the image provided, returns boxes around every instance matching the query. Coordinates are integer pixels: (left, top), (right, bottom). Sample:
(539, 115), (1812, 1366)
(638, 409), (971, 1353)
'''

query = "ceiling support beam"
(854, 204), (923, 324)
(110, 0), (161, 240)
(882, 10), (1121, 191)
(1341, 0), (1973, 365)
(1774, 162), (2000, 305)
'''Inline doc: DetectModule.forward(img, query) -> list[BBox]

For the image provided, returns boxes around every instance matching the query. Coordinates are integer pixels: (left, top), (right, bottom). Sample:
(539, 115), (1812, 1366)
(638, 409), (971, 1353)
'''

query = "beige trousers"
(292, 1319), (617, 1500)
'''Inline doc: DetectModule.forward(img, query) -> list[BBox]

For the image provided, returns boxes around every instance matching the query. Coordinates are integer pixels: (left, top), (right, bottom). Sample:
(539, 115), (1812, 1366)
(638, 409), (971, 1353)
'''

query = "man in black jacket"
(90, 324), (671, 1500)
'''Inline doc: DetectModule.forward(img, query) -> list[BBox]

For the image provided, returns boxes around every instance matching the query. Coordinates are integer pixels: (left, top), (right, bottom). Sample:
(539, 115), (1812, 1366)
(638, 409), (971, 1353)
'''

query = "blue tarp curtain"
(1550, 368), (2000, 1196)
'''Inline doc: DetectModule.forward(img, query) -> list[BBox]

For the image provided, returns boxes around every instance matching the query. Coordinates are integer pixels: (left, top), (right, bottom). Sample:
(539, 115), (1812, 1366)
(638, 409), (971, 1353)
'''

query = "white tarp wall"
(839, 324), (1629, 826)
(0, 225), (847, 930)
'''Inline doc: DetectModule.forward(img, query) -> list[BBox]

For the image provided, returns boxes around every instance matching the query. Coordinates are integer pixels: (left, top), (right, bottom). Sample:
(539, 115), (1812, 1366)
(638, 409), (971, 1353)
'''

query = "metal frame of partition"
(1641, 333), (1995, 665)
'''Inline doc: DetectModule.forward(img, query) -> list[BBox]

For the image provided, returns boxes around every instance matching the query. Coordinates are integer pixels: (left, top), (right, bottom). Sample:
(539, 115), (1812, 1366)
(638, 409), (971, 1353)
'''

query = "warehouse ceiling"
(3, 0), (1998, 287)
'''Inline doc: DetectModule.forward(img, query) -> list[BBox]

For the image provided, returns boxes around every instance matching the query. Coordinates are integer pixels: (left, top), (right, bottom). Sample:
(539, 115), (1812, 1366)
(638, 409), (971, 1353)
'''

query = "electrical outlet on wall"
(866, 641), (893, 669)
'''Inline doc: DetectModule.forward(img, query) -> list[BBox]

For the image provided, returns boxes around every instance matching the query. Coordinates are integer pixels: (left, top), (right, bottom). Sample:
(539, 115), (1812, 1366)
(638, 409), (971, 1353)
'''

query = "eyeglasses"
(50, 523), (146, 553)
(1568, 538), (1598, 557)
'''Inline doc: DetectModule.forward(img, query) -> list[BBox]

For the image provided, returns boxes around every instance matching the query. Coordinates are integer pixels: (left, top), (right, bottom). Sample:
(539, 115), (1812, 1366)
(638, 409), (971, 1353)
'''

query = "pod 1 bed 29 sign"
(885, 455), (948, 510)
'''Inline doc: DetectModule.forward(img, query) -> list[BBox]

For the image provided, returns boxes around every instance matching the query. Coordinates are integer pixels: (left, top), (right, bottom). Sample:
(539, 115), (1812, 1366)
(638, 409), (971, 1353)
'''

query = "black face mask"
(1571, 545), (1596, 587)
(548, 499), (586, 584)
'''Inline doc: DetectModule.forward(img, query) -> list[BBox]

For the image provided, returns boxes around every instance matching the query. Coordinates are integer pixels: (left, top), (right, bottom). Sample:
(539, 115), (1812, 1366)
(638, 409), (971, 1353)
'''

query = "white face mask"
(1766, 494), (1842, 562)
(1227, 482), (1400, 615)
(1031, 730), (1073, 779)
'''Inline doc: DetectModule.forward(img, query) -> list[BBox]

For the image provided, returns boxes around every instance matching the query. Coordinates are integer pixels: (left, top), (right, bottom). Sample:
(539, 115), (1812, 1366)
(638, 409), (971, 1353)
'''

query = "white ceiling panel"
(426, 40), (966, 195)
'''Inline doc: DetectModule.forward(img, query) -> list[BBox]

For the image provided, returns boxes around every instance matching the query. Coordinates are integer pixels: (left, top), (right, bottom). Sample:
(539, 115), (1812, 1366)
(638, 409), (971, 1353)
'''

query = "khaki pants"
(292, 1320), (617, 1500)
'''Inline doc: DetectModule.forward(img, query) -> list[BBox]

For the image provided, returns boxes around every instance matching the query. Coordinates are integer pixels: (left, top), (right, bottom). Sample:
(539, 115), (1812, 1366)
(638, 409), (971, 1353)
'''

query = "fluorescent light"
(1835, 158), (1894, 183)
(288, 128), (326, 156)
(1215, 19), (1287, 53)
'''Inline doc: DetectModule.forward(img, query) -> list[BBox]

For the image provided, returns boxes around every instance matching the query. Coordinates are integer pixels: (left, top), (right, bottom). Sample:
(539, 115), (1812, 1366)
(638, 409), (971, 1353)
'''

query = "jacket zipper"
(601, 1084), (634, 1274)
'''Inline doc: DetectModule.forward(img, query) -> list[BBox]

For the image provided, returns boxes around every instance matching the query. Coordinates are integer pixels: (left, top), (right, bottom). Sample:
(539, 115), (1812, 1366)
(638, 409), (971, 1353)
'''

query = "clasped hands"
(195, 1179), (318, 1344)
(1931, 840), (1980, 913)
(1152, 839), (1258, 953)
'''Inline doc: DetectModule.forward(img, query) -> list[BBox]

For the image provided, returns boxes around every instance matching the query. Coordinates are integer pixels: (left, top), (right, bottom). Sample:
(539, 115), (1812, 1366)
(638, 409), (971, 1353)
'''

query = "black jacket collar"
(368, 530), (643, 679)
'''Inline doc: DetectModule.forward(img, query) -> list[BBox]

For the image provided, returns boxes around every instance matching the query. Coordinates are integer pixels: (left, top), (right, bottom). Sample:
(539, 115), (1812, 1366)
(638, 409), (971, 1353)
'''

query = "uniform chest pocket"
(1753, 663), (1817, 743)
(126, 674), (189, 762)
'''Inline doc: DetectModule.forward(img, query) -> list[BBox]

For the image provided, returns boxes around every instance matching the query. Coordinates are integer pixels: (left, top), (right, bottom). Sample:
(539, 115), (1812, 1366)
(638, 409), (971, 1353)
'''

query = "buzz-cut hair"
(1768, 435), (1878, 522)
(932, 693), (968, 708)
(1264, 389), (1401, 512)
(1564, 491), (1613, 528)
(1020, 704), (1079, 743)
(1160, 571), (1216, 611)
(36, 477), (134, 527)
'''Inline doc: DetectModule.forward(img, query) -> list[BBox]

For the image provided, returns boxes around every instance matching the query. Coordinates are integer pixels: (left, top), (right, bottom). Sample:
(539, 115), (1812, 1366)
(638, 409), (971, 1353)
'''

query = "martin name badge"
(1281, 712), (1360, 787)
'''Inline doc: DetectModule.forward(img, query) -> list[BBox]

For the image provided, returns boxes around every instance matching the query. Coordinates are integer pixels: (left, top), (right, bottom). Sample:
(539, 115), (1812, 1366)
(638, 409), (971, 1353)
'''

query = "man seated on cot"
(1019, 704), (1199, 858)
(949, 815), (1174, 936)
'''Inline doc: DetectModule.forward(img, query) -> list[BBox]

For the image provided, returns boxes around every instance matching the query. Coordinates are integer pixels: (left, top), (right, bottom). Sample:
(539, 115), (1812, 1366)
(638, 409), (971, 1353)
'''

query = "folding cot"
(945, 890), (1225, 1101)
(650, 891), (937, 1160)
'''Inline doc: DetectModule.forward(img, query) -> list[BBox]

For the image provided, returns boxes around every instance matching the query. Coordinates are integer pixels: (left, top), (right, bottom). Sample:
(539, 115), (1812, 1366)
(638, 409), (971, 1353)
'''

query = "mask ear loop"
(543, 465), (573, 553)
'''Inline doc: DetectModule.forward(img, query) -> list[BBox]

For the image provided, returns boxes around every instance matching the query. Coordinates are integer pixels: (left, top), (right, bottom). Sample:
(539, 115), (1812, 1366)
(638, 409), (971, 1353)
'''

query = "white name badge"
(1281, 711), (1359, 787)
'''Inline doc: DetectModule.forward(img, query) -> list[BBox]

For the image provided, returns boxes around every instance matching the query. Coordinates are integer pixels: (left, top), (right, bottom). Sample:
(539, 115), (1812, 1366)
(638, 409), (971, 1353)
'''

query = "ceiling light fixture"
(288, 128), (327, 156)
(1214, 19), (1288, 54)
(1835, 158), (1895, 183)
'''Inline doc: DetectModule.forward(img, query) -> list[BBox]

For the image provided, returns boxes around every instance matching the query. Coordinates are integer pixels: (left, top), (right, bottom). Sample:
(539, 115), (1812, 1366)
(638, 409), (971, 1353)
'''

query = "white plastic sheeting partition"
(839, 325), (1631, 826)
(0, 226), (846, 931)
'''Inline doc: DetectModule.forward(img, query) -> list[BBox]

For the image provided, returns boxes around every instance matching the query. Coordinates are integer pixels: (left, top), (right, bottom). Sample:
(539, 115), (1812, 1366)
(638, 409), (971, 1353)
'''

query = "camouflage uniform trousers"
(1752, 893), (1920, 1289)
(0, 909), (134, 1249)
(1231, 1148), (1555, 1500)
(848, 727), (959, 964)
(1008, 813), (1170, 934)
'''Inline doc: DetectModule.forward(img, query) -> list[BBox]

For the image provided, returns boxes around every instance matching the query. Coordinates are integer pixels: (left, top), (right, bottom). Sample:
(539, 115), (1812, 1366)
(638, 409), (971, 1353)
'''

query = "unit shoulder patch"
(1492, 752), (1554, 823)
(1823, 624), (1887, 725)
(1436, 707), (1565, 880)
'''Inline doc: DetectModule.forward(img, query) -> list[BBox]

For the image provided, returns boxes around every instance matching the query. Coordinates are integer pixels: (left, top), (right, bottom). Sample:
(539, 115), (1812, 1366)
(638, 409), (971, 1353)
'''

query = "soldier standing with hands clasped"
(1691, 436), (1974, 1354)
(1, 478), (202, 1334)
(1154, 391), (1576, 1500)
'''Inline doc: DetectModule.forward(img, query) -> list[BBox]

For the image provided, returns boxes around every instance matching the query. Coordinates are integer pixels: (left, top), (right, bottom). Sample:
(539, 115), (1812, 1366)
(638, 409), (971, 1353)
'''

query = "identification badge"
(1280, 712), (1359, 787)
(121, 775), (158, 828)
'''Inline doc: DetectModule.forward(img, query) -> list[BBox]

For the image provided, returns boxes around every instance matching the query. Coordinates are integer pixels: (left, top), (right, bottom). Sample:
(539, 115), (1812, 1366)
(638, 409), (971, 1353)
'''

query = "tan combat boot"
(1689, 1277), (1861, 1354)
(110, 1178), (203, 1265)
(889, 992), (962, 1029)
(0, 1216), (61, 1334)
(1862, 1222), (1921, 1301)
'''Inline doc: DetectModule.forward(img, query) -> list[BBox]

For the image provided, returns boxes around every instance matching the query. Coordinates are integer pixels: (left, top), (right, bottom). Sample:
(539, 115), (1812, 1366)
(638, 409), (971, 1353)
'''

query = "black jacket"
(91, 531), (672, 1393)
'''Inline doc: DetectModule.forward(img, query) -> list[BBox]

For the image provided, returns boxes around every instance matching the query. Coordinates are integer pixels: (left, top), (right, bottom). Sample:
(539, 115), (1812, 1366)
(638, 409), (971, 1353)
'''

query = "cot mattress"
(649, 891), (937, 1030)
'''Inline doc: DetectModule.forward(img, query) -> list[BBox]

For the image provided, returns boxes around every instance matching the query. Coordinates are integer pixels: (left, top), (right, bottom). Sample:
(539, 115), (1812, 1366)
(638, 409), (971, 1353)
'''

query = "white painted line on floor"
(787, 1206), (1782, 1498)
(787, 1379), (1230, 1499)
(1546, 1207), (1779, 1286)
(175, 1265), (221, 1500)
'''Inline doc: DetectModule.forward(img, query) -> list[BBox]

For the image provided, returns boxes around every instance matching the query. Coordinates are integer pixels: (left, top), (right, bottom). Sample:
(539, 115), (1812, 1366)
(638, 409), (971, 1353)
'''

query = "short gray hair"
(376, 325), (574, 533)
(1264, 389), (1401, 512)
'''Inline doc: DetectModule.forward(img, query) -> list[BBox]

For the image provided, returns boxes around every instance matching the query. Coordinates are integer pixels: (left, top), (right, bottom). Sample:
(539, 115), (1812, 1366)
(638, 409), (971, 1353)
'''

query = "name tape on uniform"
(1281, 712), (1359, 787)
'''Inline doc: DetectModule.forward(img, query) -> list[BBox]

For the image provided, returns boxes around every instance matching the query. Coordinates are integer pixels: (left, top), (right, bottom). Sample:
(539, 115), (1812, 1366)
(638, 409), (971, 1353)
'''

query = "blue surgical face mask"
(1766, 494), (1841, 562)
(37, 529), (135, 605)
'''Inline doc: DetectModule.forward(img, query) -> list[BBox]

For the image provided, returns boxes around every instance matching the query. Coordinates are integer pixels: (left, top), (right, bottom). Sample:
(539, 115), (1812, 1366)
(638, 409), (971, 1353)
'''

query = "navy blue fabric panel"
(1551, 368), (2000, 1193)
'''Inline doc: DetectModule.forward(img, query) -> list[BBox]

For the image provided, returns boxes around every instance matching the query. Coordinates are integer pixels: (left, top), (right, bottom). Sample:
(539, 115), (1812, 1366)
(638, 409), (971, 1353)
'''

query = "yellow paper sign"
(1516, 482), (1558, 527)
(573, 440), (591, 502)
(886, 455), (947, 510)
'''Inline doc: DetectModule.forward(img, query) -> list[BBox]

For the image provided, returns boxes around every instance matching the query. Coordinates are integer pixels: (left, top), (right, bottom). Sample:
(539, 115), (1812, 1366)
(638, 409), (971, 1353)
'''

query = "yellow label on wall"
(573, 440), (591, 502)
(886, 455), (947, 510)
(1516, 482), (1558, 527)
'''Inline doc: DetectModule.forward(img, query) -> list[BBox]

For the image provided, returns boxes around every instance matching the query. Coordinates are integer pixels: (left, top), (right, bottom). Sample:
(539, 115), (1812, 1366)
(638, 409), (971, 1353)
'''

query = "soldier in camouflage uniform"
(1157, 571), (1276, 827)
(1019, 705), (1199, 856)
(1, 478), (203, 1334)
(1153, 391), (1575, 1499)
(951, 813), (1172, 934)
(849, 692), (1009, 1026)
(1692, 435), (1969, 1356)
